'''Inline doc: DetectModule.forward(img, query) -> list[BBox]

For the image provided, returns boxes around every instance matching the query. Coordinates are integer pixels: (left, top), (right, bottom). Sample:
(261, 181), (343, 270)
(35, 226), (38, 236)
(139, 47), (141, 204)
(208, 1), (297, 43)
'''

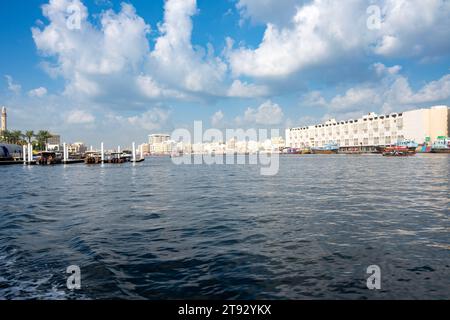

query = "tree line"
(0, 130), (53, 151)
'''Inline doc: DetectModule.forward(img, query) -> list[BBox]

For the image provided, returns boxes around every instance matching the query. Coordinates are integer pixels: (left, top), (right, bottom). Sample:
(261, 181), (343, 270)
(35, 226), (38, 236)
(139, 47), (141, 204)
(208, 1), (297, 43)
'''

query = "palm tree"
(35, 130), (52, 151)
(24, 130), (35, 144)
(10, 130), (23, 145)
(1, 130), (11, 143)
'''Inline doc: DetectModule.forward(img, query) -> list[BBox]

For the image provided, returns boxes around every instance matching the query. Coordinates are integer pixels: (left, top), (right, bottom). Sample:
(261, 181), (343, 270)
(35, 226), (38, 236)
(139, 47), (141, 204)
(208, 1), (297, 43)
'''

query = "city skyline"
(1, 0), (450, 146)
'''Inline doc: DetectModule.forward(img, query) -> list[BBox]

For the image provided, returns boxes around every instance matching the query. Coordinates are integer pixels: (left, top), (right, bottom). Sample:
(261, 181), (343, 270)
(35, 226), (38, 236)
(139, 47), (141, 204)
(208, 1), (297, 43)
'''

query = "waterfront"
(0, 155), (449, 299)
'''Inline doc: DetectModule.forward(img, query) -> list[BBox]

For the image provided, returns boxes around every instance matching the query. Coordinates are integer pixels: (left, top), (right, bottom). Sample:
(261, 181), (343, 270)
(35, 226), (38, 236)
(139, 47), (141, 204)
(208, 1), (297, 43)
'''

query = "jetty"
(1, 141), (145, 166)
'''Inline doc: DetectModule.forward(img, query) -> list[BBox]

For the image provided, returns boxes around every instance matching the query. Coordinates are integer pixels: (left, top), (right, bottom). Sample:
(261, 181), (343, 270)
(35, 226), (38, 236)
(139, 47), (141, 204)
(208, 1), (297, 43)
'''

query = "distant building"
(148, 134), (171, 154)
(68, 142), (87, 154)
(1, 107), (7, 134)
(138, 143), (151, 155)
(47, 134), (61, 151)
(286, 106), (450, 150)
(149, 134), (171, 145)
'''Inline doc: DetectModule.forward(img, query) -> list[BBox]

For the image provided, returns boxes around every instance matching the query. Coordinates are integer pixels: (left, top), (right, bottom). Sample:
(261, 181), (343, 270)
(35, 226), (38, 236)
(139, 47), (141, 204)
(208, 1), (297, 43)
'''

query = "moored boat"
(339, 147), (363, 155)
(431, 138), (450, 153)
(382, 146), (415, 157)
(395, 140), (419, 151)
(84, 152), (102, 164)
(311, 143), (339, 154)
(37, 151), (62, 165)
(300, 148), (312, 154)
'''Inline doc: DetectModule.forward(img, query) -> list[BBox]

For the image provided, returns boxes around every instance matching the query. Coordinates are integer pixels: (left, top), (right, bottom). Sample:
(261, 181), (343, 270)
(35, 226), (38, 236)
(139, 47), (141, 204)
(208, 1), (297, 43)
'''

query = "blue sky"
(1, 0), (450, 147)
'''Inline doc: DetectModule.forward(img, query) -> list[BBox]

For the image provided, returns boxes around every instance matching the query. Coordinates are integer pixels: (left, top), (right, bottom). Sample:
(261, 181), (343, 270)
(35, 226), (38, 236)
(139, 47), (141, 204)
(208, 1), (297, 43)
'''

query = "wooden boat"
(339, 147), (363, 155)
(84, 152), (102, 164)
(300, 148), (312, 155)
(37, 152), (62, 165)
(382, 146), (415, 157)
(311, 143), (339, 154)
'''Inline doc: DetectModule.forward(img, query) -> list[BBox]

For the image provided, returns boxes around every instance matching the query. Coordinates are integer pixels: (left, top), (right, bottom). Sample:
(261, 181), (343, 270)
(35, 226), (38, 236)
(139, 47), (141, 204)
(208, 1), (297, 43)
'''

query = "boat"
(311, 143), (339, 154)
(382, 146), (415, 157)
(431, 138), (450, 153)
(84, 152), (103, 164)
(339, 147), (363, 155)
(395, 140), (419, 151)
(285, 148), (300, 154)
(417, 144), (432, 153)
(300, 148), (312, 154)
(37, 151), (62, 165)
(106, 152), (130, 164)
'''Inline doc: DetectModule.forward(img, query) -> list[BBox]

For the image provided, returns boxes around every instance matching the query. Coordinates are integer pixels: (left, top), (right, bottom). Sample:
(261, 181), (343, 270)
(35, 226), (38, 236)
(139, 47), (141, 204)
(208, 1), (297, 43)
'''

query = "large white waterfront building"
(286, 106), (450, 150)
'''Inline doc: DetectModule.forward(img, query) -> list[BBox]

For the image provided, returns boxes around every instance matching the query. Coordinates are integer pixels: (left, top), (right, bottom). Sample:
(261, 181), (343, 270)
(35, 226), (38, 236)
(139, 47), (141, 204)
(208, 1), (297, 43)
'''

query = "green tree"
(24, 130), (35, 144)
(1, 130), (11, 143)
(35, 130), (52, 150)
(10, 130), (24, 145)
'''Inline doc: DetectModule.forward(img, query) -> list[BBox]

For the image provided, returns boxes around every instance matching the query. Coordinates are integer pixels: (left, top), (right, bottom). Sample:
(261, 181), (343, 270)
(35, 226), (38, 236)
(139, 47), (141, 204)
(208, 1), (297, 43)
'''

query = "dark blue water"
(0, 155), (449, 300)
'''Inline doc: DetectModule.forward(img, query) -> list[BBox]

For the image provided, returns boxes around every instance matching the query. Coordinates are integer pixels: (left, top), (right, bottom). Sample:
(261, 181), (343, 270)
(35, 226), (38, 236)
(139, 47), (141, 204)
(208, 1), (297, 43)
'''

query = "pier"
(1, 141), (145, 166)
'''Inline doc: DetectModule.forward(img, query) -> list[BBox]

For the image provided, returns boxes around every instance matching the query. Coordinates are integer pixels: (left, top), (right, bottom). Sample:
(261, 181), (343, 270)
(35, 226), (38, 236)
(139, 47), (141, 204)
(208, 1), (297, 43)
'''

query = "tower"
(1, 107), (6, 134)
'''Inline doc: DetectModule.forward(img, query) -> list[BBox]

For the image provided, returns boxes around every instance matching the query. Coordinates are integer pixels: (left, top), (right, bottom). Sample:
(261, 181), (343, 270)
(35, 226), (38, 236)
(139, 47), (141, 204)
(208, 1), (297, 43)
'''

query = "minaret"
(1, 107), (6, 134)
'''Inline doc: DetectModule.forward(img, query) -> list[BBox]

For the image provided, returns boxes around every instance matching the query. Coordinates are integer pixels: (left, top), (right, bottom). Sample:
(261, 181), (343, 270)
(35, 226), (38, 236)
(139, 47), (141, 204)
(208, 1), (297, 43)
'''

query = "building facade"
(67, 142), (87, 154)
(286, 106), (450, 149)
(148, 134), (172, 154)
(148, 134), (171, 145)
(47, 134), (61, 151)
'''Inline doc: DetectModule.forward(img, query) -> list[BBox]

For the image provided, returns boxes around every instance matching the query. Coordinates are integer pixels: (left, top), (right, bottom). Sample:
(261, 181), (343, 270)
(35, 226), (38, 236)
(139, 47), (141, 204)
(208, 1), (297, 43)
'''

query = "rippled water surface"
(0, 155), (449, 299)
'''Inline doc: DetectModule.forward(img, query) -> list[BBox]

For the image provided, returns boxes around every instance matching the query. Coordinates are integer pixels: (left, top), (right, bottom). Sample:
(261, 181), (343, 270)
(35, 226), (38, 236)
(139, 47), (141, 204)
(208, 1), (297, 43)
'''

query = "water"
(0, 155), (449, 300)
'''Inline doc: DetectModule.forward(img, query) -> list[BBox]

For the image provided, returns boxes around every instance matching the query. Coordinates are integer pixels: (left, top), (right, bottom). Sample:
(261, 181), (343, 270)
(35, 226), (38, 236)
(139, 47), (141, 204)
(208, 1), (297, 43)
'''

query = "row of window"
(290, 130), (402, 140)
(291, 114), (404, 131)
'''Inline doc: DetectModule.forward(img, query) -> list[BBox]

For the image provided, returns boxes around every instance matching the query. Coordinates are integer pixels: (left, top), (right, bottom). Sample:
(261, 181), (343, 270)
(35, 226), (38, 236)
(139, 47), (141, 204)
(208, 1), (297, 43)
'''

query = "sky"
(1, 0), (450, 147)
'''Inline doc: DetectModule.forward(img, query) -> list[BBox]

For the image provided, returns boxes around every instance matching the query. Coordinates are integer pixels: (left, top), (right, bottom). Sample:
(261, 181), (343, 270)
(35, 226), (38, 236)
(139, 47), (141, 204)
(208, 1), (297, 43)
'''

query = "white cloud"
(385, 74), (450, 106)
(229, 0), (364, 78)
(238, 100), (284, 125)
(150, 0), (227, 95)
(330, 87), (380, 112)
(229, 0), (450, 78)
(32, 1), (151, 102)
(135, 75), (190, 101)
(301, 64), (450, 116)
(299, 91), (327, 108)
(373, 63), (402, 77)
(227, 80), (269, 98)
(374, 0), (450, 58)
(5, 75), (21, 94)
(66, 109), (95, 124)
(32, 0), (231, 104)
(28, 87), (48, 98)
(211, 110), (224, 127)
(126, 108), (171, 131)
(236, 0), (303, 26)
(33, 1), (149, 76)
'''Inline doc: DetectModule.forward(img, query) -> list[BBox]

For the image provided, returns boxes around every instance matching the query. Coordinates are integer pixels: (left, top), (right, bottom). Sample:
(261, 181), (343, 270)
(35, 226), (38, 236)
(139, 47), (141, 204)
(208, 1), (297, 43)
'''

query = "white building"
(148, 134), (172, 154)
(148, 134), (170, 145)
(47, 134), (61, 151)
(67, 142), (87, 154)
(286, 106), (450, 150)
